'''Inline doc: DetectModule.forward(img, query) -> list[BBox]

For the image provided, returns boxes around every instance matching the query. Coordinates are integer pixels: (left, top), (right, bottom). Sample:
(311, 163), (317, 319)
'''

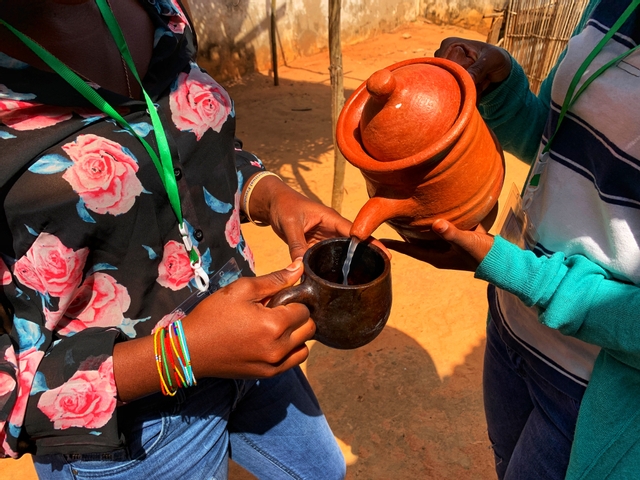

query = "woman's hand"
(113, 258), (314, 401)
(434, 37), (512, 95)
(246, 174), (374, 260)
(380, 219), (494, 272)
(182, 257), (316, 379)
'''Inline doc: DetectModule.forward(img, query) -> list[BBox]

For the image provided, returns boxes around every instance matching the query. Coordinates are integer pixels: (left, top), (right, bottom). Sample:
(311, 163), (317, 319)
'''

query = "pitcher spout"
(350, 196), (408, 241)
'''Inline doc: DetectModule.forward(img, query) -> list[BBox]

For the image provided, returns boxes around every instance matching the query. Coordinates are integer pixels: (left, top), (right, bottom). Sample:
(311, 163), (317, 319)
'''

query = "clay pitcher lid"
(359, 63), (462, 162)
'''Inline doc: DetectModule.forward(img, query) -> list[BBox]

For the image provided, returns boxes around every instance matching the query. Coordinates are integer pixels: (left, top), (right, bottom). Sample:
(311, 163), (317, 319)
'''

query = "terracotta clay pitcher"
(336, 57), (505, 243)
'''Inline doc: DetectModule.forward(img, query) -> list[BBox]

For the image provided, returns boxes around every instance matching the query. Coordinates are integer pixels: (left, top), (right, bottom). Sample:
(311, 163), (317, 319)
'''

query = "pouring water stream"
(341, 237), (360, 285)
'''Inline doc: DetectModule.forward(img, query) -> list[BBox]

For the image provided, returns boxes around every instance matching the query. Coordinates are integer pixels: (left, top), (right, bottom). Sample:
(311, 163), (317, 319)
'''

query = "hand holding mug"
(182, 259), (316, 379)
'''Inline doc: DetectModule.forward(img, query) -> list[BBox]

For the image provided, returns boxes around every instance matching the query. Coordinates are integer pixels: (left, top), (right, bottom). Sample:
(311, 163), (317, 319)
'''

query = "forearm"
(112, 335), (159, 402)
(477, 236), (640, 368)
(538, 266), (640, 371)
(113, 315), (220, 402)
(478, 59), (550, 164)
(241, 172), (287, 226)
(112, 308), (228, 403)
(112, 314), (226, 402)
(478, 0), (599, 164)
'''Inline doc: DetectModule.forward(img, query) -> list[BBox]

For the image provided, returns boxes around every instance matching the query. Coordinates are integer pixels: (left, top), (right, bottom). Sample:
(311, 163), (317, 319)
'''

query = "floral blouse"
(0, 0), (262, 457)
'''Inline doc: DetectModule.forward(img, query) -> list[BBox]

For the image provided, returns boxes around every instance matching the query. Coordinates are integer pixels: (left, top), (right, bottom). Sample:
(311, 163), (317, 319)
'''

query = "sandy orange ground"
(1, 19), (530, 480)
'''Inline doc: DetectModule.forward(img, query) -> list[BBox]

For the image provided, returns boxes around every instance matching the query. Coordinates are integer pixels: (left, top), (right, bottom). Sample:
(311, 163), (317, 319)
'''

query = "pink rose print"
(169, 66), (232, 140)
(1, 103), (73, 131)
(167, 19), (185, 34)
(225, 191), (241, 248)
(3, 343), (17, 370)
(167, 0), (188, 33)
(55, 273), (131, 336)
(0, 372), (16, 399)
(8, 347), (44, 429)
(13, 233), (88, 301)
(250, 160), (262, 168)
(43, 307), (63, 332)
(242, 244), (255, 272)
(157, 240), (193, 291)
(0, 85), (73, 131)
(152, 309), (186, 334)
(13, 259), (44, 294)
(1, 428), (18, 459)
(0, 257), (11, 285)
(38, 356), (117, 430)
(0, 87), (110, 132)
(62, 134), (144, 216)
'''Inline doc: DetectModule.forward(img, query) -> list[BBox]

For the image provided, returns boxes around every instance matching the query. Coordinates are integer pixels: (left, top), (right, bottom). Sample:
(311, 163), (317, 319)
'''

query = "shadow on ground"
(230, 327), (492, 480)
(307, 328), (492, 480)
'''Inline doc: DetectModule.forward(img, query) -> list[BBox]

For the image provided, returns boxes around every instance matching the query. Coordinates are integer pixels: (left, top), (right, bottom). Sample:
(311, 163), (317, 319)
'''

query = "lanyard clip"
(178, 221), (193, 251)
(190, 255), (210, 293)
(178, 222), (209, 292)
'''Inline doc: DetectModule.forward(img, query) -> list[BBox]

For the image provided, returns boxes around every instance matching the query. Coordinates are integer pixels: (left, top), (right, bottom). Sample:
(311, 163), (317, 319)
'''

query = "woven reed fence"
(502, 0), (589, 93)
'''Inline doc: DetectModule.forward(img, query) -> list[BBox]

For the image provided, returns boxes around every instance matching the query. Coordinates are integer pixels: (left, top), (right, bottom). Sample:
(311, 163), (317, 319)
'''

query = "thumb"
(432, 219), (493, 262)
(466, 59), (488, 88)
(252, 257), (305, 300)
(432, 219), (464, 242)
(281, 227), (309, 261)
(448, 45), (476, 69)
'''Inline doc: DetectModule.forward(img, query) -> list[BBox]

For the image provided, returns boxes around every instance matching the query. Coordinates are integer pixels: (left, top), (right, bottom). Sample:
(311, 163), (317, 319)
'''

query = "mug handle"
(267, 282), (316, 309)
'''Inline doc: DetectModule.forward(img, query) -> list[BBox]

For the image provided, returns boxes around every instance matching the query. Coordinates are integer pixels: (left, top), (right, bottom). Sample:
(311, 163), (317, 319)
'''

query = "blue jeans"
(33, 367), (346, 480)
(484, 312), (586, 480)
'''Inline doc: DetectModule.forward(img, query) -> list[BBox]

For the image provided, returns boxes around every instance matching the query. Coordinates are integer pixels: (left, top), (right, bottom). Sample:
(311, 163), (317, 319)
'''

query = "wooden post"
(329, 0), (346, 213)
(270, 0), (279, 86)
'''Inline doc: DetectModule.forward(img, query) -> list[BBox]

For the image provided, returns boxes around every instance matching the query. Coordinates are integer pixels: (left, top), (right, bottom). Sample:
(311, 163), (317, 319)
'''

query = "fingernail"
(432, 220), (448, 234)
(286, 257), (303, 271)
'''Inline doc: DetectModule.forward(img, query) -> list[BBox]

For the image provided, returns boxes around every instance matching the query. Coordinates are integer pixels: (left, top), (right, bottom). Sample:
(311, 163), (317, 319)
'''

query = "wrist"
(113, 335), (158, 402)
(242, 172), (284, 226)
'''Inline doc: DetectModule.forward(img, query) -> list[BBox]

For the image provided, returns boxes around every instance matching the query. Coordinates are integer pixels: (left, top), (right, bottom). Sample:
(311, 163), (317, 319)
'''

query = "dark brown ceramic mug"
(268, 237), (392, 349)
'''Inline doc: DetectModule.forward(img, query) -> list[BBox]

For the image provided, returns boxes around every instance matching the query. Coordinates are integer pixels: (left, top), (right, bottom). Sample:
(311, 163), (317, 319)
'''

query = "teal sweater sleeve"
(477, 0), (600, 165)
(479, 242), (640, 478)
(476, 236), (640, 370)
(477, 60), (552, 164)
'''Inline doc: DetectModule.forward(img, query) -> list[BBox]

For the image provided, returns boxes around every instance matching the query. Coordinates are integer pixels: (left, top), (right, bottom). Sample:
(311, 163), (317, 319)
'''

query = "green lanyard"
(542, 0), (640, 155)
(524, 0), (640, 195)
(0, 0), (209, 291)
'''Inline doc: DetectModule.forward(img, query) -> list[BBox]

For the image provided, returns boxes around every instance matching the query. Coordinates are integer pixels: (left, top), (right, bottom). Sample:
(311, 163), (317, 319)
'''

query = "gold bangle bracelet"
(242, 171), (282, 226)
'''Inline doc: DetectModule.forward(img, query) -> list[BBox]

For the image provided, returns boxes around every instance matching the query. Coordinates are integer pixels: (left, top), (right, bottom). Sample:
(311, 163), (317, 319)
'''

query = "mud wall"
(420, 0), (507, 32)
(187, 0), (421, 81)
(186, 0), (505, 82)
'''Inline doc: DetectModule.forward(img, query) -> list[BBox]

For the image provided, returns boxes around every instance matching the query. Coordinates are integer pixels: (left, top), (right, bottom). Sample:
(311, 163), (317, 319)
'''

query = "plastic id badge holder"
(166, 257), (242, 323)
(497, 183), (539, 251)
